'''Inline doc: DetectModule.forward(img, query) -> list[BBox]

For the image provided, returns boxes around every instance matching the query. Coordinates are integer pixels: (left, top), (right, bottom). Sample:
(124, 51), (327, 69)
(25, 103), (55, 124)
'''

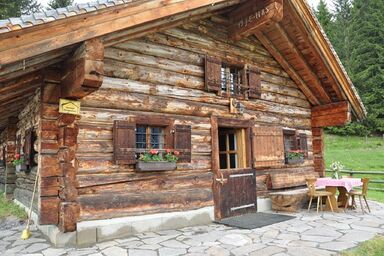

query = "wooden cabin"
(0, 0), (365, 246)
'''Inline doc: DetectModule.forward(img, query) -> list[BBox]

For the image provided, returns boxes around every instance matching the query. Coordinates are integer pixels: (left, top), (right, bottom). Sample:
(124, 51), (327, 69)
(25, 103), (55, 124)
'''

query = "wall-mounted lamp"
(230, 98), (245, 115)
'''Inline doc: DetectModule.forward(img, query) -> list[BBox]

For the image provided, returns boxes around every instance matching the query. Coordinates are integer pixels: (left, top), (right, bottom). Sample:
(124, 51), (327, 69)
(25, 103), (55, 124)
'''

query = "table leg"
(325, 186), (340, 212)
(337, 187), (348, 208)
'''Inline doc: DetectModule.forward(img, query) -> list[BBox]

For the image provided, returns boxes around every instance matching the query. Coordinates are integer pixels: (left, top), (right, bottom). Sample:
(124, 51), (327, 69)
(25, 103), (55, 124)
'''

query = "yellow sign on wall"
(59, 99), (81, 115)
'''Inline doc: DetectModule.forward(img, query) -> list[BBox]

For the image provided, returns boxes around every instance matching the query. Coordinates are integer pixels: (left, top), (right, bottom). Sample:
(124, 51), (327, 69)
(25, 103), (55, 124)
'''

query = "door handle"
(215, 172), (227, 185)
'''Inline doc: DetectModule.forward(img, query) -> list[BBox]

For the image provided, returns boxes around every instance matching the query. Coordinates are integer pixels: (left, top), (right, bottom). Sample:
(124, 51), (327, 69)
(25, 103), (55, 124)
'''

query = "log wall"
(14, 90), (40, 212)
(0, 130), (7, 192)
(78, 15), (315, 220)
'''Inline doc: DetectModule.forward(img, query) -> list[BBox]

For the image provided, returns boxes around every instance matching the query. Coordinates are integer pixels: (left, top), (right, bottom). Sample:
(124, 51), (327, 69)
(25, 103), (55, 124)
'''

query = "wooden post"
(39, 68), (62, 225)
(38, 38), (104, 232)
(57, 114), (79, 232)
(311, 127), (325, 177)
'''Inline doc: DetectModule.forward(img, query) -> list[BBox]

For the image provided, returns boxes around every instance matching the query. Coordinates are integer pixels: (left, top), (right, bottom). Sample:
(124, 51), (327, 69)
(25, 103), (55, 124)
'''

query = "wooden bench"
(269, 172), (319, 212)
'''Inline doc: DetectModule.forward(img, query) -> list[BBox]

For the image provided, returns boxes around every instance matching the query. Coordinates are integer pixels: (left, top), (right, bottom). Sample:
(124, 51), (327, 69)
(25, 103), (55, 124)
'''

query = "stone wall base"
(14, 198), (272, 247)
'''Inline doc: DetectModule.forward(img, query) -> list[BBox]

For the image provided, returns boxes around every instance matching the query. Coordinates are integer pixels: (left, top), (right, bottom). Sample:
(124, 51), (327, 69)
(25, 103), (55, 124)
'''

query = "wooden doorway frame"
(211, 116), (254, 219)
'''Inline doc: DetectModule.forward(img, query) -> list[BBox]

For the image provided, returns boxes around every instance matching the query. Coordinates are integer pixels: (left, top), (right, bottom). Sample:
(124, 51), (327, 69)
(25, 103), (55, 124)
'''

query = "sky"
(38, 0), (335, 11)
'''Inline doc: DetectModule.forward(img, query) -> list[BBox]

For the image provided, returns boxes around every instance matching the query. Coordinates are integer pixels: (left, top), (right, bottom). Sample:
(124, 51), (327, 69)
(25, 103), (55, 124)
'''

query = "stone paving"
(1, 201), (384, 256)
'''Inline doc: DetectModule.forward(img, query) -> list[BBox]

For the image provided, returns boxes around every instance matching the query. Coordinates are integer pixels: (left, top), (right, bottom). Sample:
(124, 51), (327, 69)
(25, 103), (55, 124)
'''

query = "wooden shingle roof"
(0, 0), (135, 33)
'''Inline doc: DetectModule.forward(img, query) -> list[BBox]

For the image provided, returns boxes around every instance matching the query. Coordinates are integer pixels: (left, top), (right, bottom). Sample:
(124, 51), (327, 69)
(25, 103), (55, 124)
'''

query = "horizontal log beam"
(0, 0), (231, 66)
(229, 0), (283, 41)
(311, 101), (351, 127)
(61, 38), (104, 99)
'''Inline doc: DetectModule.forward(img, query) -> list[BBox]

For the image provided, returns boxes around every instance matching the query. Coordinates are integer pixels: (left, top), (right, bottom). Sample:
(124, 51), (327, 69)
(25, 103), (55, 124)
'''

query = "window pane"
(230, 153), (237, 169)
(136, 126), (146, 133)
(136, 126), (147, 149)
(219, 154), (227, 169)
(284, 135), (295, 151)
(136, 135), (146, 149)
(221, 67), (227, 91)
(228, 133), (236, 151)
(219, 134), (226, 151)
(150, 127), (164, 149)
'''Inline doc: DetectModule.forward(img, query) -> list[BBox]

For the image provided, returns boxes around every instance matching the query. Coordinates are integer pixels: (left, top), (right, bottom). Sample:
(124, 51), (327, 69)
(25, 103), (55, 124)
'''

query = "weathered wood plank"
(79, 188), (213, 220)
(311, 102), (351, 127)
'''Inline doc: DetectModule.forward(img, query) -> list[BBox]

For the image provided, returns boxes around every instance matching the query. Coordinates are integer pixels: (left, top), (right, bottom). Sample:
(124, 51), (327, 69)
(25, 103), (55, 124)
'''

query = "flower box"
(15, 164), (27, 172)
(136, 161), (177, 172)
(286, 157), (304, 165)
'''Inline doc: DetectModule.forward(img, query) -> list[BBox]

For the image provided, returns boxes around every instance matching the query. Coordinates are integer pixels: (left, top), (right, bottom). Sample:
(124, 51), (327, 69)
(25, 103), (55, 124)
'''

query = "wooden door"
(211, 117), (257, 219)
(214, 168), (257, 219)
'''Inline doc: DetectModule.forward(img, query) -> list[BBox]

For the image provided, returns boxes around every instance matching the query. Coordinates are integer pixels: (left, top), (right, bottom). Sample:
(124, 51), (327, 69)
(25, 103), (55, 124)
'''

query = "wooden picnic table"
(316, 178), (363, 212)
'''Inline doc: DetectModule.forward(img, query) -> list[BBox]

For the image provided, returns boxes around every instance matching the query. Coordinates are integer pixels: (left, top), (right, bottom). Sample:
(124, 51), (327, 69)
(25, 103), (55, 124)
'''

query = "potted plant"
(286, 150), (305, 164)
(330, 161), (343, 179)
(13, 153), (27, 172)
(136, 149), (179, 172)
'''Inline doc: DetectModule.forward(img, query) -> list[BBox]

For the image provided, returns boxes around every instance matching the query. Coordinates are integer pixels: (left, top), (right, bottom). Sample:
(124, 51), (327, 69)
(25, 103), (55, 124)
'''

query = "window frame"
(219, 61), (248, 99)
(134, 116), (174, 153)
(135, 125), (166, 150)
(219, 129), (238, 170)
(216, 118), (253, 171)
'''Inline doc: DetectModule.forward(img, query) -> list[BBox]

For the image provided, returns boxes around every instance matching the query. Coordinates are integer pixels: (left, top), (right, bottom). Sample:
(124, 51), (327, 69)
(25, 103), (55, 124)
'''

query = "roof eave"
(291, 0), (367, 120)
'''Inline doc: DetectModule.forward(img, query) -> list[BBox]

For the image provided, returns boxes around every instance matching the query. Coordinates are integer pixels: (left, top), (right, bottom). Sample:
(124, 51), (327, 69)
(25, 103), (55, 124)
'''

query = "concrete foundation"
(14, 197), (273, 247)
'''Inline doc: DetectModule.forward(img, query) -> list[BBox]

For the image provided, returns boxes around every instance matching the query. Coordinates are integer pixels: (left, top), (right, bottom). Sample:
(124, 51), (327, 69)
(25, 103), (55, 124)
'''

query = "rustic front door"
(212, 122), (257, 219)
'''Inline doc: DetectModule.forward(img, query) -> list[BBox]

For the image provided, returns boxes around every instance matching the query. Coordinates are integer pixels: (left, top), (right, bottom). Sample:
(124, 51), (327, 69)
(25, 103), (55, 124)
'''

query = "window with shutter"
(283, 130), (308, 164)
(252, 126), (285, 168)
(113, 120), (136, 165)
(205, 56), (261, 100)
(174, 125), (192, 163)
(113, 116), (184, 165)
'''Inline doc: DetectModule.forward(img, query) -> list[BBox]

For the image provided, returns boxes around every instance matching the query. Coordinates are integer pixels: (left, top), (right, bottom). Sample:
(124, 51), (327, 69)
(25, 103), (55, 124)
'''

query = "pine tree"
(332, 0), (353, 70)
(349, 0), (384, 133)
(0, 0), (41, 19)
(48, 0), (74, 9)
(315, 0), (334, 37)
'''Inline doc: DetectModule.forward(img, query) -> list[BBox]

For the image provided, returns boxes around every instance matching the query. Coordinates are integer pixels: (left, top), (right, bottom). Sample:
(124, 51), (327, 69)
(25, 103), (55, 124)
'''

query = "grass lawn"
(324, 135), (384, 255)
(324, 134), (384, 203)
(0, 194), (27, 220)
(341, 236), (384, 256)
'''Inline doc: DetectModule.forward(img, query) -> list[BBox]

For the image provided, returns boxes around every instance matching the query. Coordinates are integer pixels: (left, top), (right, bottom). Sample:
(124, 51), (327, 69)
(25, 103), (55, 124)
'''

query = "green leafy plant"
(12, 154), (24, 166)
(286, 150), (305, 160)
(138, 149), (179, 163)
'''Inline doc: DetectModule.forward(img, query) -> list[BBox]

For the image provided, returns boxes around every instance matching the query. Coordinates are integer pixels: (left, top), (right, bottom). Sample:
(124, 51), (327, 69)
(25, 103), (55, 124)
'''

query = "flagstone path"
(1, 200), (384, 256)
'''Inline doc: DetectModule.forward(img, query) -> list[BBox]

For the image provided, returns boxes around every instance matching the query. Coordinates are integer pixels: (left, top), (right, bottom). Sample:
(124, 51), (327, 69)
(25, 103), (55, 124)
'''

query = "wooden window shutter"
(299, 133), (308, 156)
(16, 135), (21, 154)
(205, 55), (222, 93)
(174, 125), (192, 163)
(248, 66), (261, 99)
(2, 146), (6, 167)
(240, 68), (249, 97)
(113, 120), (136, 165)
(252, 126), (285, 168)
(23, 129), (33, 167)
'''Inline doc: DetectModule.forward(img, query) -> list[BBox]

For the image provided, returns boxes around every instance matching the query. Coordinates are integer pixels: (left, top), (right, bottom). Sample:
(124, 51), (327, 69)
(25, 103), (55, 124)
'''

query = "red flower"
(173, 150), (180, 156)
(15, 153), (20, 160)
(149, 149), (158, 155)
(165, 149), (171, 154)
